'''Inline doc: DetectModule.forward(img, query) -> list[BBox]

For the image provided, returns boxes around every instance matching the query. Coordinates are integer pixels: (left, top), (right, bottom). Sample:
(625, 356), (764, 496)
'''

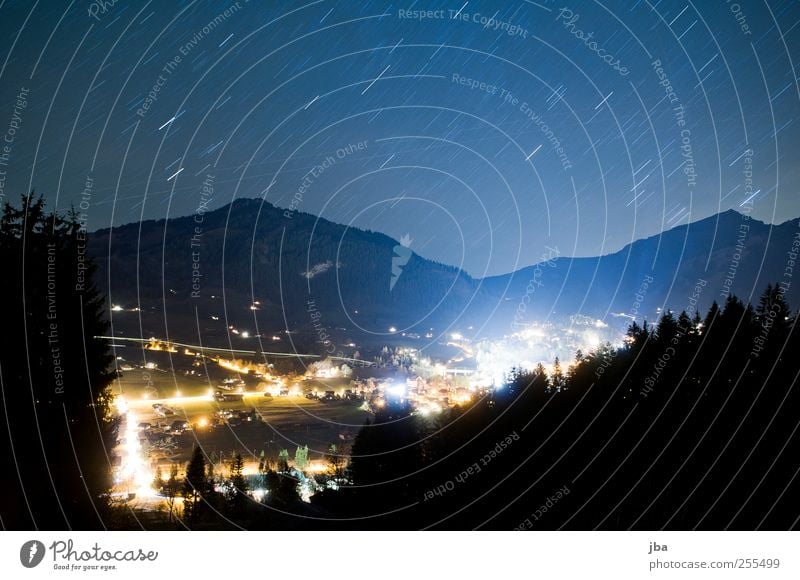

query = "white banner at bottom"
(0, 531), (796, 579)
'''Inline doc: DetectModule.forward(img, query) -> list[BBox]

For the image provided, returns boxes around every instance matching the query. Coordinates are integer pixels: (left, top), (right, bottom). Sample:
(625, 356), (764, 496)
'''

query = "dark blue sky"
(0, 0), (798, 276)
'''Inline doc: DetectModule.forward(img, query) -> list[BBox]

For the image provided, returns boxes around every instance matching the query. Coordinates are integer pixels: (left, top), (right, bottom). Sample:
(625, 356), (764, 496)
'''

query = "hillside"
(89, 202), (800, 347)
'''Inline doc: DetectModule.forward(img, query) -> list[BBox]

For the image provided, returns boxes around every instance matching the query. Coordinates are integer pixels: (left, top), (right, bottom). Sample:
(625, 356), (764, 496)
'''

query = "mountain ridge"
(88, 199), (800, 344)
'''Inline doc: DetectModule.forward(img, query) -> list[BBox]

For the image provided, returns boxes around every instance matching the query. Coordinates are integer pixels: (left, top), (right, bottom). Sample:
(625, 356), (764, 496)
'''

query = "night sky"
(0, 0), (798, 276)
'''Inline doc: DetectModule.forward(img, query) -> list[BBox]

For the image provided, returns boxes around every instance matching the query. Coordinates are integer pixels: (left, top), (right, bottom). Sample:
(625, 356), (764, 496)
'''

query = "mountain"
(482, 209), (800, 332)
(89, 201), (800, 348)
(88, 198), (487, 350)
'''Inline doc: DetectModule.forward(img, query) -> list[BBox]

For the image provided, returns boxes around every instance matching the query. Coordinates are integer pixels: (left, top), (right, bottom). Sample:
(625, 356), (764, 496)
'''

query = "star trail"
(0, 0), (798, 275)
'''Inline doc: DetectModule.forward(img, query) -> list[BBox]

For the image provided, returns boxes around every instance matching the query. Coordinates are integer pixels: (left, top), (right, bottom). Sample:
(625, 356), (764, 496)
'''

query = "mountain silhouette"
(482, 209), (800, 332)
(88, 201), (799, 346)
